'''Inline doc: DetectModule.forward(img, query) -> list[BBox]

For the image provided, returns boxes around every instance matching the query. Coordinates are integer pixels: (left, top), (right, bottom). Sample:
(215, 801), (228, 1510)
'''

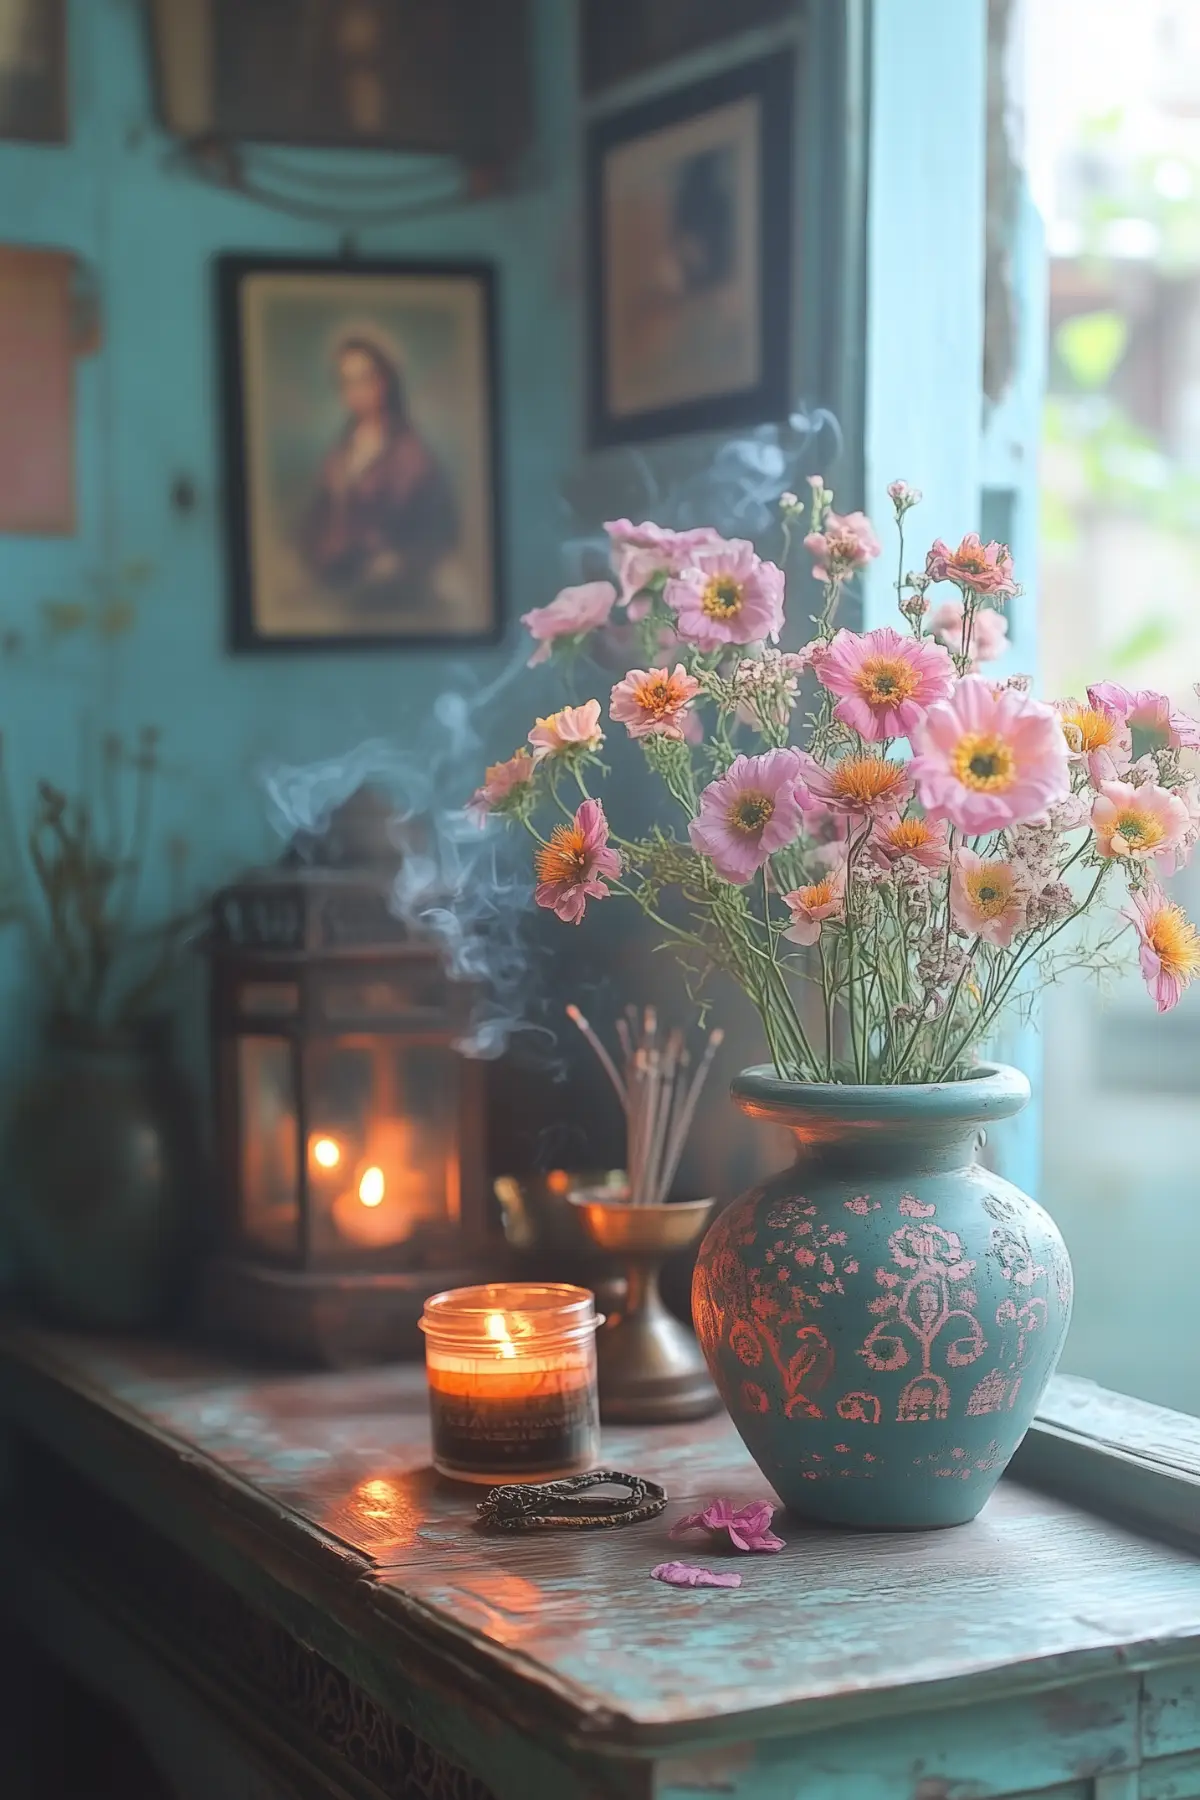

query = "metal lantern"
(201, 790), (499, 1364)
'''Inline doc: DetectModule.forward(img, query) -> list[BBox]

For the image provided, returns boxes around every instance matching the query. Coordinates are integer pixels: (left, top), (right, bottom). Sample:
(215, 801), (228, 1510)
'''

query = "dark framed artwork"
(218, 257), (503, 652)
(586, 52), (794, 449)
(0, 0), (67, 143)
(581, 0), (792, 96)
(149, 0), (529, 163)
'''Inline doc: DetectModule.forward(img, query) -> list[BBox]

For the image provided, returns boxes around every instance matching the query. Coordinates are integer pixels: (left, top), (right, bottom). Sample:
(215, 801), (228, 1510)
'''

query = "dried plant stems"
(566, 1003), (724, 1205)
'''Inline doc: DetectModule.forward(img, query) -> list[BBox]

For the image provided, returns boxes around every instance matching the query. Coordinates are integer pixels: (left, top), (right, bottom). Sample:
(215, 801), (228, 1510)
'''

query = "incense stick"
(566, 1004), (723, 1204)
(565, 1005), (627, 1108)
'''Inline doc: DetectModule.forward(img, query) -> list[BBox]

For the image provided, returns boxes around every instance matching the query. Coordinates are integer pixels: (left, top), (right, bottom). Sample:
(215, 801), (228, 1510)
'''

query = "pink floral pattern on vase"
(692, 1071), (1072, 1530)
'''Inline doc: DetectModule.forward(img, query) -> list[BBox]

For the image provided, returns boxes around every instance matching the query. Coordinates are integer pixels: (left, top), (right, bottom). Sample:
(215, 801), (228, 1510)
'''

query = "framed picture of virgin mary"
(218, 257), (502, 651)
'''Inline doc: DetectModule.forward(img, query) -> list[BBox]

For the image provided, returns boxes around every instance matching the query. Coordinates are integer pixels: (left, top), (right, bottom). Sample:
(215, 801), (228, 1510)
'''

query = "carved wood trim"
(11, 1441), (497, 1800)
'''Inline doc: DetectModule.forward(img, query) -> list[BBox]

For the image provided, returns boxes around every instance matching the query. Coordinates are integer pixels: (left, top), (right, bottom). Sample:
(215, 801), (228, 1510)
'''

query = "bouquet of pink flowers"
(469, 480), (1200, 1084)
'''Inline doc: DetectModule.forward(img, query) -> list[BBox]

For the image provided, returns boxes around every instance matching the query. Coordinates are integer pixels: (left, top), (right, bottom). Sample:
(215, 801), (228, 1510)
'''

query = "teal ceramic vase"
(692, 1063), (1072, 1530)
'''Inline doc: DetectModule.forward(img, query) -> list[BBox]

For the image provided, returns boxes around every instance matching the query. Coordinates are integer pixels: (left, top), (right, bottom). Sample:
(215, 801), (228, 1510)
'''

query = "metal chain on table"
(476, 1470), (667, 1532)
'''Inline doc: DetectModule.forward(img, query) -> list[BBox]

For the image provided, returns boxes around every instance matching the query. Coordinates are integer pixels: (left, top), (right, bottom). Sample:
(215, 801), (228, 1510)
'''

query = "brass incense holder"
(568, 1188), (720, 1424)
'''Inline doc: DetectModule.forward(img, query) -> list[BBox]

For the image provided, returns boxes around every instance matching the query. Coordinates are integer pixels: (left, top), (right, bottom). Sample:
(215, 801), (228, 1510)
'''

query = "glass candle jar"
(419, 1283), (601, 1484)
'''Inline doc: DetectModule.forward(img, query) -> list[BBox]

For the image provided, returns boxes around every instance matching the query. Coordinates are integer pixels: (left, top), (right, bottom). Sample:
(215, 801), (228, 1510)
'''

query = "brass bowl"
(493, 1168), (626, 1255)
(571, 1192), (716, 1256)
(568, 1186), (721, 1425)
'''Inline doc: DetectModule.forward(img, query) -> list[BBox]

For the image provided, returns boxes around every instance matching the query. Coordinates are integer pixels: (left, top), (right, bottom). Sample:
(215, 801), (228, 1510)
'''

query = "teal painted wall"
(0, 1), (837, 1249)
(0, 0), (576, 1029)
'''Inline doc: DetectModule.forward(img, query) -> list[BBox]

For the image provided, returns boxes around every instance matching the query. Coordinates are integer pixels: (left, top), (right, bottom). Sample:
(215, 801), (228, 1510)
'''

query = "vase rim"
(731, 1059), (1029, 1126)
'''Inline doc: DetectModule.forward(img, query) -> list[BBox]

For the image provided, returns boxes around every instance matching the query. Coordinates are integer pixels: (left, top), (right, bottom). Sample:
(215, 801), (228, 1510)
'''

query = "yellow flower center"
(854, 655), (920, 707)
(953, 549), (990, 576)
(886, 817), (934, 850)
(966, 867), (1016, 918)
(633, 673), (686, 717)
(1112, 808), (1165, 853)
(1060, 706), (1116, 753)
(535, 823), (589, 885)
(1147, 901), (1200, 980)
(951, 732), (1017, 792)
(729, 791), (774, 834)
(701, 575), (744, 620)
(799, 875), (838, 908)
(830, 756), (910, 807)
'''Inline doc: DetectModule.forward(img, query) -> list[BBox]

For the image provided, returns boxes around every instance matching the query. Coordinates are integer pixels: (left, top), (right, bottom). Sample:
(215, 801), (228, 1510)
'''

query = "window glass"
(1029, 0), (1200, 1411)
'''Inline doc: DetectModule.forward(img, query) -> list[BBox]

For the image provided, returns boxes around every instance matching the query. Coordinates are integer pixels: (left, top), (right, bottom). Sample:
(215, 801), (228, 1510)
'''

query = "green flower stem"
(933, 864), (1109, 1080)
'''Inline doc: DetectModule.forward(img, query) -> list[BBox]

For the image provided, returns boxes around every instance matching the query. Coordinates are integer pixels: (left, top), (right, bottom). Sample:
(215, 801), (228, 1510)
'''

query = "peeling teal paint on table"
(3, 1326), (1200, 1800)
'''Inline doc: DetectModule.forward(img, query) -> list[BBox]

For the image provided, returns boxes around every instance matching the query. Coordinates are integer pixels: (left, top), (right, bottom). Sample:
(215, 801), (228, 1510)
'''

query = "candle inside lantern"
(420, 1284), (601, 1484)
(313, 1116), (437, 1250)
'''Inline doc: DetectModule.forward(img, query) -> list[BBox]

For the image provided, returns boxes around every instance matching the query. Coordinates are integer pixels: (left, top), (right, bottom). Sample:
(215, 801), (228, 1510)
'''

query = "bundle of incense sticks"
(566, 1004), (724, 1206)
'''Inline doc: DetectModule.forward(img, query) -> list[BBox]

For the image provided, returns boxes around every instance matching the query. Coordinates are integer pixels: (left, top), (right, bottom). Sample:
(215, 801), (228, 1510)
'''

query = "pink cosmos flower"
(1086, 683), (1200, 755)
(781, 866), (846, 945)
(869, 812), (951, 872)
(665, 540), (786, 650)
(950, 848), (1028, 947)
(688, 749), (806, 884)
(925, 534), (1019, 598)
(466, 749), (534, 824)
(815, 625), (955, 741)
(609, 664), (701, 740)
(669, 1497), (784, 1552)
(928, 600), (1009, 670)
(650, 1562), (742, 1589)
(527, 699), (604, 763)
(521, 581), (615, 666)
(794, 750), (915, 820)
(533, 798), (621, 925)
(1125, 882), (1200, 1013)
(908, 676), (1070, 833)
(1090, 779), (1190, 872)
(1053, 698), (1132, 787)
(603, 519), (723, 614)
(803, 510), (881, 581)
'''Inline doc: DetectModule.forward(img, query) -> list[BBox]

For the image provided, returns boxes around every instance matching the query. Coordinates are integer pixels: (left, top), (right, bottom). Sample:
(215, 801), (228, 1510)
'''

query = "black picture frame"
(580, 0), (792, 96)
(149, 0), (529, 164)
(0, 0), (67, 143)
(218, 255), (504, 654)
(586, 51), (794, 450)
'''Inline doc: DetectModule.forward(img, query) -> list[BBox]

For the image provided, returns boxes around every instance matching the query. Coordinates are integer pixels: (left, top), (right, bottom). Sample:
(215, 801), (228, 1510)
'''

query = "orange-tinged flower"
(533, 798), (621, 924)
(467, 749), (534, 823)
(1054, 698), (1131, 786)
(1091, 780), (1190, 871)
(609, 664), (701, 740)
(795, 751), (914, 819)
(527, 699), (604, 763)
(781, 866), (845, 945)
(925, 534), (1018, 598)
(869, 812), (951, 871)
(950, 848), (1027, 947)
(1126, 882), (1200, 1012)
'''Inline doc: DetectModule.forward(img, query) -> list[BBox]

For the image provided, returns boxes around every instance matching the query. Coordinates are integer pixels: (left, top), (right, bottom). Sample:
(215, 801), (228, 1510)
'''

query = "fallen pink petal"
(669, 1497), (785, 1552)
(650, 1562), (743, 1589)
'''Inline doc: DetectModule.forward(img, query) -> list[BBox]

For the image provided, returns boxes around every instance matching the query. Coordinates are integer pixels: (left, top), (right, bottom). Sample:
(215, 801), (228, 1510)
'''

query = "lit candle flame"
(358, 1166), (386, 1208)
(312, 1137), (342, 1170)
(486, 1311), (518, 1358)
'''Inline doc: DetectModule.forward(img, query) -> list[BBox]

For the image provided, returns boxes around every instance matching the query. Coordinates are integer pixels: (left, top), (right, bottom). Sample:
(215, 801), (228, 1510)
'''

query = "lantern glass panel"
(237, 1036), (300, 1255)
(307, 1038), (461, 1258)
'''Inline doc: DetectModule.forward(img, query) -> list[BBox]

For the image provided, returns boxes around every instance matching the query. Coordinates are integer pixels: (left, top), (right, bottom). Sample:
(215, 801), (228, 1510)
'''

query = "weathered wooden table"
(2, 1321), (1200, 1800)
